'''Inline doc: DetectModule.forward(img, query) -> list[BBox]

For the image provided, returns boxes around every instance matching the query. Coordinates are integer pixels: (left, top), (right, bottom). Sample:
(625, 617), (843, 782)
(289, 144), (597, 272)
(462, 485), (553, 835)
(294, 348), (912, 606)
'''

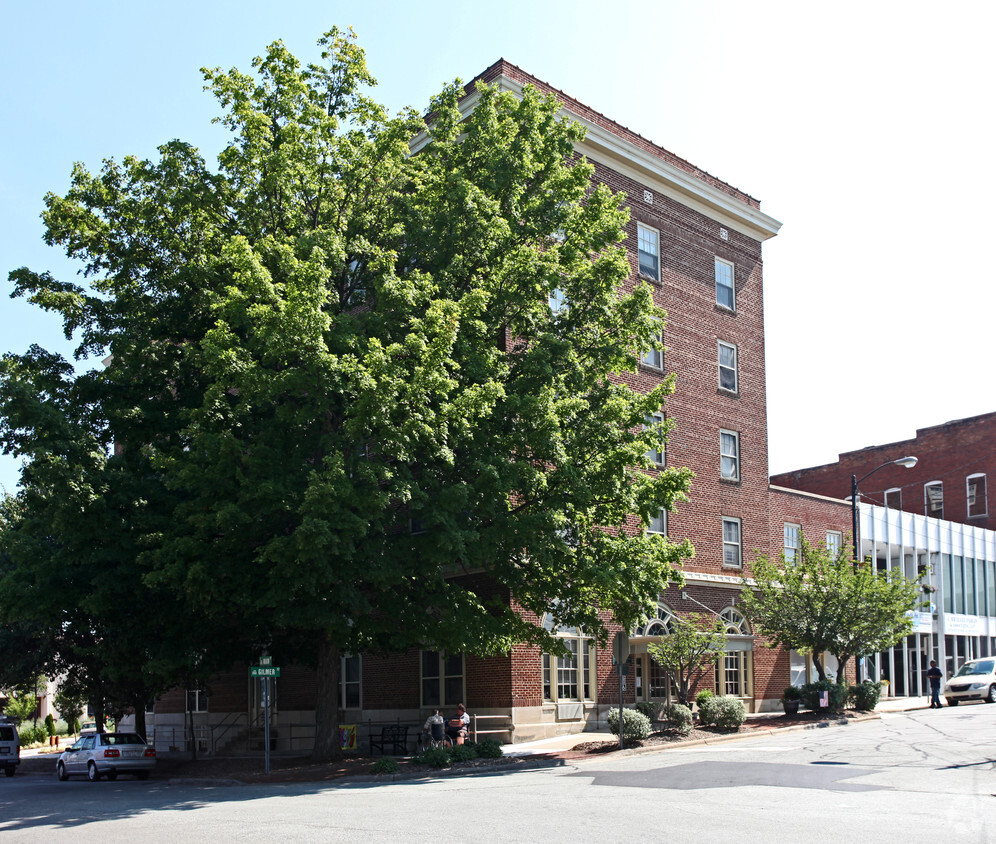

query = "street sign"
(612, 630), (630, 665)
(250, 666), (280, 677)
(259, 655), (273, 666)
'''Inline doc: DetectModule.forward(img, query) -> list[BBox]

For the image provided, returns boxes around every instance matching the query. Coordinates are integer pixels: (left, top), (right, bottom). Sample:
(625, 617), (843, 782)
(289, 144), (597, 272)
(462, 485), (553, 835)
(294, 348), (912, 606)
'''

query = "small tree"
(3, 691), (37, 724)
(741, 534), (923, 682)
(646, 612), (727, 705)
(54, 686), (85, 738)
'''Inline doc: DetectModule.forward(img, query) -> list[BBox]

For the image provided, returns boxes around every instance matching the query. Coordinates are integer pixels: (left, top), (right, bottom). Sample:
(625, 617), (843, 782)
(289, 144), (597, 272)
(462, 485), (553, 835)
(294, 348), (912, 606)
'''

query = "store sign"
(944, 613), (986, 637)
(906, 610), (934, 633)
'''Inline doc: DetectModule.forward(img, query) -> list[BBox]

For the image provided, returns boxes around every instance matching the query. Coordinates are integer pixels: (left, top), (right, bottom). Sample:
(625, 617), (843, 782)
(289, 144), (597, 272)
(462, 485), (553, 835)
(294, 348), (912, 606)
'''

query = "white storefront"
(859, 504), (996, 695)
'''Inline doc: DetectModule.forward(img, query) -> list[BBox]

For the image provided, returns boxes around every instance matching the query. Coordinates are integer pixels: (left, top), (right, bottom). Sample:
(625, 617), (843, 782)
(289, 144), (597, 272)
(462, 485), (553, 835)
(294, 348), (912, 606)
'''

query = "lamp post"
(850, 455), (917, 682)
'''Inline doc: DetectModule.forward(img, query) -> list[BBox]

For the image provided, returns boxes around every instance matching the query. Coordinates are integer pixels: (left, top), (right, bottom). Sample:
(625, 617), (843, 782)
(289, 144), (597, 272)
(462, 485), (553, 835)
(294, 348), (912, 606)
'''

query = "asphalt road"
(1, 704), (993, 843)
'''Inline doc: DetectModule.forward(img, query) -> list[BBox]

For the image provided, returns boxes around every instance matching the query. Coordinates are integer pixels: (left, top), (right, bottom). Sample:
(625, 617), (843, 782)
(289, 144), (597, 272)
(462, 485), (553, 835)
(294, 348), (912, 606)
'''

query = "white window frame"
(648, 507), (667, 536)
(925, 482), (943, 518)
(722, 517), (742, 568)
(637, 223), (660, 282)
(784, 523), (801, 564)
(541, 615), (595, 703)
(420, 650), (465, 708)
(884, 488), (902, 510)
(715, 257), (735, 311)
(339, 653), (362, 710)
(186, 689), (208, 713)
(549, 286), (568, 315)
(826, 531), (843, 557)
(967, 473), (987, 518)
(720, 430), (740, 482)
(718, 340), (738, 393)
(718, 608), (753, 698)
(645, 412), (666, 467)
(641, 320), (664, 370)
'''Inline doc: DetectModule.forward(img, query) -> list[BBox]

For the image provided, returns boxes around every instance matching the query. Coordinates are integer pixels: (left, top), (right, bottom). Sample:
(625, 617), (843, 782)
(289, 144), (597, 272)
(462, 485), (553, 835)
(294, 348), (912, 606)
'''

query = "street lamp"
(850, 455), (918, 567)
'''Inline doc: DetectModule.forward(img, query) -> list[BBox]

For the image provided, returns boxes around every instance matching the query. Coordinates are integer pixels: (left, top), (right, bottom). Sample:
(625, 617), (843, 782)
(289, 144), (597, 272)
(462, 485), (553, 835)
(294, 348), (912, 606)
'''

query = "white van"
(0, 717), (20, 776)
(943, 658), (996, 706)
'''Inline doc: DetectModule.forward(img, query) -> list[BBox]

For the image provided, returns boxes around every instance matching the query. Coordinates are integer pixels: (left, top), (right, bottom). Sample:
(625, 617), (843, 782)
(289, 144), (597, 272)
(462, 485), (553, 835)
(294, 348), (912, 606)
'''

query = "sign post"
(250, 660), (280, 773)
(613, 631), (630, 752)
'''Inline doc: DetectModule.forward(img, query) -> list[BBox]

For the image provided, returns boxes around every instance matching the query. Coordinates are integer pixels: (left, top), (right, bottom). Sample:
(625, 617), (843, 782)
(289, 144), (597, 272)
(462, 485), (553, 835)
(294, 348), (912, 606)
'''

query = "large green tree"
(4, 29), (693, 762)
(740, 535), (923, 683)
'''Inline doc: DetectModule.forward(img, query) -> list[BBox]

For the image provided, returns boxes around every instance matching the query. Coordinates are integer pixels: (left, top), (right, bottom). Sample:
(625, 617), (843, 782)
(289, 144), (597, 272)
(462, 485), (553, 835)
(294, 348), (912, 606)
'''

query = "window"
(925, 482), (943, 519)
(637, 223), (660, 281)
(410, 516), (426, 535)
(340, 654), (361, 709)
(641, 321), (663, 370)
(968, 474), (987, 518)
(718, 608), (753, 698)
(722, 517), (742, 568)
(541, 615), (595, 702)
(644, 412), (666, 467)
(549, 286), (568, 315)
(421, 650), (464, 707)
(885, 488), (902, 510)
(826, 531), (842, 557)
(718, 341), (738, 393)
(648, 508), (667, 536)
(720, 430), (740, 481)
(186, 689), (208, 713)
(784, 523), (801, 564)
(715, 257), (735, 310)
(634, 602), (675, 637)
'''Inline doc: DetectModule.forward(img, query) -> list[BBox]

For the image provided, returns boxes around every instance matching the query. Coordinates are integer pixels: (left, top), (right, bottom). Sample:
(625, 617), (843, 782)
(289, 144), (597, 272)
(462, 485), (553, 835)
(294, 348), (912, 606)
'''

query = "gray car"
(0, 717), (19, 776)
(57, 732), (156, 781)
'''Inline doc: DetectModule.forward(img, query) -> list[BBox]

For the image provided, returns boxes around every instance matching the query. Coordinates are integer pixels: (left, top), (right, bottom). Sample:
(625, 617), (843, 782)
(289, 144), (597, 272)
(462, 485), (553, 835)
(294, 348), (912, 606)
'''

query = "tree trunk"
(311, 633), (343, 763)
(93, 698), (105, 733)
(188, 698), (196, 760)
(134, 705), (147, 741)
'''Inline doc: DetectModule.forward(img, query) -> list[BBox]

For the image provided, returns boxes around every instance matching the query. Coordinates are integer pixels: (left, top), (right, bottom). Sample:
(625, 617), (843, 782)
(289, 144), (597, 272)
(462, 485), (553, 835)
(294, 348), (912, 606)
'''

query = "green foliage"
(17, 724), (47, 745)
(646, 613), (726, 706)
(740, 534), (923, 682)
(708, 696), (746, 730)
(606, 707), (652, 741)
(661, 703), (693, 735)
(849, 680), (882, 711)
(53, 687), (85, 735)
(782, 685), (802, 701)
(697, 695), (717, 726)
(633, 701), (658, 721)
(44, 714), (55, 737)
(3, 692), (36, 724)
(370, 756), (401, 775)
(473, 738), (503, 759)
(415, 746), (452, 768)
(801, 680), (849, 712)
(695, 689), (715, 710)
(448, 743), (478, 763)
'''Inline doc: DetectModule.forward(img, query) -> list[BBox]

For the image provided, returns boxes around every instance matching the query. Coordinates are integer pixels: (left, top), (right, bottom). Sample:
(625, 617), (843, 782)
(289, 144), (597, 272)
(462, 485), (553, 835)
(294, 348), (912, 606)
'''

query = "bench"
(369, 724), (410, 756)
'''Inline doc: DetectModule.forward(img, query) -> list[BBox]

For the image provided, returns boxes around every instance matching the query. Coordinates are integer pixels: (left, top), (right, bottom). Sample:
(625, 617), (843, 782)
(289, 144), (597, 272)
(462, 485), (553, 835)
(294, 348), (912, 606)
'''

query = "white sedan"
(56, 732), (157, 781)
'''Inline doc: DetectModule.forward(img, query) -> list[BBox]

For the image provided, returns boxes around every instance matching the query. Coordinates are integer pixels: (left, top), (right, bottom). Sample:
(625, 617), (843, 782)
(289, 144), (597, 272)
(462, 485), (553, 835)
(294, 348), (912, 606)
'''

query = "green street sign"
(259, 655), (273, 666)
(250, 666), (280, 677)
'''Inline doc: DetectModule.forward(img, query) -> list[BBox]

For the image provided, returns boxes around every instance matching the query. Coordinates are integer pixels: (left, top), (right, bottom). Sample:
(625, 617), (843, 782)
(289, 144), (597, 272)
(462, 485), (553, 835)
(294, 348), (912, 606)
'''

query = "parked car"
(944, 657), (996, 706)
(56, 732), (156, 781)
(0, 716), (19, 776)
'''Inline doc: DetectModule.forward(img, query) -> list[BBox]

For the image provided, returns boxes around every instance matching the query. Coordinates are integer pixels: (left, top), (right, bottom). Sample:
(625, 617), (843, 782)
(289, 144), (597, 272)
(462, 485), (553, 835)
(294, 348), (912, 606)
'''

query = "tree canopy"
(1, 28), (694, 761)
(739, 534), (923, 683)
(646, 612), (727, 705)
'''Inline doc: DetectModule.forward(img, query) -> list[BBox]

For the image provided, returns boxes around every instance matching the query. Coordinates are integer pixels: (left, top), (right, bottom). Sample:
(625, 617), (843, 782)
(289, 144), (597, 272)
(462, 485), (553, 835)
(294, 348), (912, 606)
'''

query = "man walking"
(927, 660), (943, 708)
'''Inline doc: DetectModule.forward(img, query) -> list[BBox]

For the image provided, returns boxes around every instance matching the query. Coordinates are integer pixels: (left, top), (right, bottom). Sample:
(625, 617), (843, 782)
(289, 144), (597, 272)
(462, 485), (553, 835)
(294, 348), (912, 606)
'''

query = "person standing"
(927, 660), (943, 708)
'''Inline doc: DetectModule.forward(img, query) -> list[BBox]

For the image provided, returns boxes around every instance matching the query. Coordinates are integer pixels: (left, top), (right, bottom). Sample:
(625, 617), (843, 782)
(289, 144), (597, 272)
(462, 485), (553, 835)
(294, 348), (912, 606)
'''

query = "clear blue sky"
(3, 0), (994, 496)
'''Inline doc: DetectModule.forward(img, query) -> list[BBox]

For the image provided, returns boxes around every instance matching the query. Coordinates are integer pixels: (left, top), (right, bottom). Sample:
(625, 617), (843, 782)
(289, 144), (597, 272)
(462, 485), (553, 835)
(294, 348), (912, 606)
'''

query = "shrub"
(710, 696), (746, 731)
(782, 685), (802, 702)
(474, 738), (504, 759)
(850, 680), (882, 711)
(449, 743), (478, 763)
(606, 707), (651, 741)
(370, 757), (400, 775)
(634, 701), (658, 721)
(661, 703), (693, 736)
(415, 746), (451, 768)
(695, 689), (715, 710)
(801, 680), (849, 712)
(44, 714), (56, 737)
(697, 695), (718, 726)
(17, 724), (46, 746)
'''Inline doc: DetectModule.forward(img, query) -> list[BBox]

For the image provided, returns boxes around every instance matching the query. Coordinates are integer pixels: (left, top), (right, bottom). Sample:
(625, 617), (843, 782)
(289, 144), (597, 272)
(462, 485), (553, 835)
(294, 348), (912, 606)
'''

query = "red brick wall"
(771, 412), (996, 531)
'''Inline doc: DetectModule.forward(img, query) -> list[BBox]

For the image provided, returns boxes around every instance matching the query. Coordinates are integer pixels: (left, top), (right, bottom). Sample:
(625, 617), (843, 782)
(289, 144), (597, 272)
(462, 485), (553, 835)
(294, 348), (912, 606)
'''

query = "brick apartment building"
(145, 61), (859, 753)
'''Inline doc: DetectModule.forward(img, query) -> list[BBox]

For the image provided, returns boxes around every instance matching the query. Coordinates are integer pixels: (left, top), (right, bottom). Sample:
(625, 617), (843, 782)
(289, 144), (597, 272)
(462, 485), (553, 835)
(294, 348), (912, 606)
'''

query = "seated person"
(446, 703), (470, 744)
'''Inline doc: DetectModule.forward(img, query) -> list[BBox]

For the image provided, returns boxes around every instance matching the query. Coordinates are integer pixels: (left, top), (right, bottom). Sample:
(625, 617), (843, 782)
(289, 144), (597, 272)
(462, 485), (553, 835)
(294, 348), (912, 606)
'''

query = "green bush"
(44, 714), (56, 737)
(801, 680), (849, 712)
(474, 738), (504, 759)
(449, 743), (478, 762)
(850, 680), (882, 711)
(710, 696), (746, 730)
(415, 746), (451, 768)
(17, 724), (47, 746)
(695, 689), (715, 710)
(634, 701), (658, 721)
(697, 695), (717, 726)
(370, 757), (400, 775)
(782, 685), (802, 701)
(661, 703), (693, 735)
(606, 707), (652, 741)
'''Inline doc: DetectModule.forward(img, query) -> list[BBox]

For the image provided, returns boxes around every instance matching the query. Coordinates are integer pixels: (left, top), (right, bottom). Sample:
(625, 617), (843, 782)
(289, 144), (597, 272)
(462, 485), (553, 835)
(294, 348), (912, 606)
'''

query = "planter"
(781, 699), (800, 716)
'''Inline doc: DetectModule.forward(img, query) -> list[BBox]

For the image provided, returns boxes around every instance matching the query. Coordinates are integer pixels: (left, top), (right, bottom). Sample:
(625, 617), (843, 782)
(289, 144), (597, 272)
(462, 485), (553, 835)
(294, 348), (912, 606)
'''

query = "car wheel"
(136, 770), (150, 780)
(57, 761), (69, 781)
(946, 698), (958, 706)
(987, 685), (996, 704)
(4, 767), (14, 777)
(87, 762), (100, 782)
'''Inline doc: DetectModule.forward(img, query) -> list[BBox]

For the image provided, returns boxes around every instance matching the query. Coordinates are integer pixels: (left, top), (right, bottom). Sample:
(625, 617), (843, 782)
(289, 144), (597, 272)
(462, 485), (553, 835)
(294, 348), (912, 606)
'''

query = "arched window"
(633, 603), (678, 700)
(541, 613), (595, 703)
(718, 607), (753, 699)
(634, 602), (675, 637)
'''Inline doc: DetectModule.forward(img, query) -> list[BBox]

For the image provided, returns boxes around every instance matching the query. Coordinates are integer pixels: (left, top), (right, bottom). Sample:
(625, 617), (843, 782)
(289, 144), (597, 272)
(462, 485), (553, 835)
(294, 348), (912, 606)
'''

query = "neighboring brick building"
(146, 61), (859, 753)
(771, 412), (996, 532)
